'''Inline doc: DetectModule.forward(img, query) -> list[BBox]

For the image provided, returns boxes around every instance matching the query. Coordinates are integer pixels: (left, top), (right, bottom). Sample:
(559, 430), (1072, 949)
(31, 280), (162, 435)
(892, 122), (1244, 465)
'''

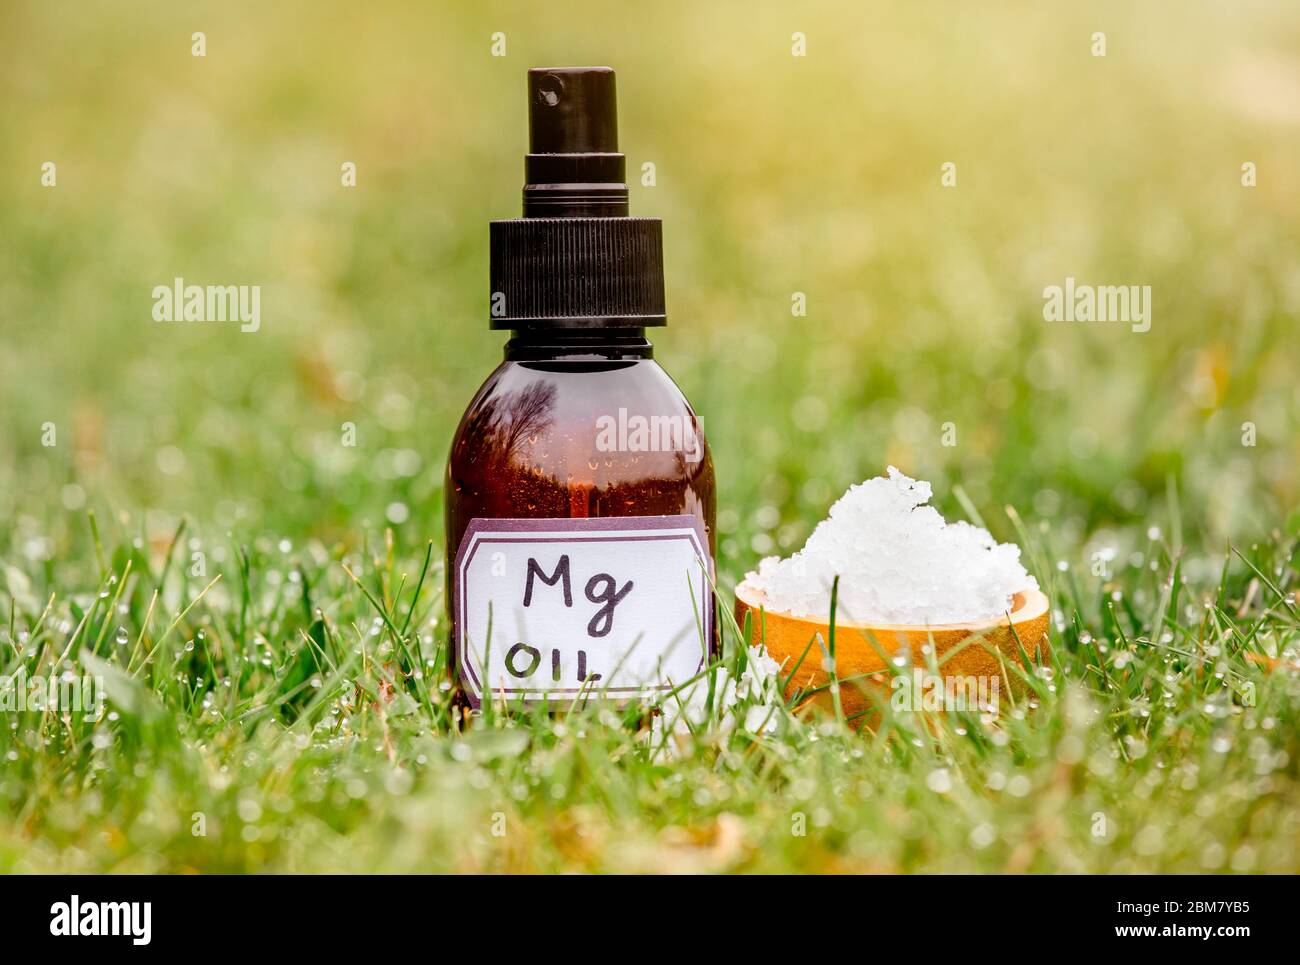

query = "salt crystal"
(744, 467), (1036, 625)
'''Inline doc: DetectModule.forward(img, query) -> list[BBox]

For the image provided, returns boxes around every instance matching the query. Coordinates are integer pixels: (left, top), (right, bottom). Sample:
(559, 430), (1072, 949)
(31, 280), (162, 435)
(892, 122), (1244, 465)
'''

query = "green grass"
(2, 0), (1299, 872)
(2, 516), (1298, 872)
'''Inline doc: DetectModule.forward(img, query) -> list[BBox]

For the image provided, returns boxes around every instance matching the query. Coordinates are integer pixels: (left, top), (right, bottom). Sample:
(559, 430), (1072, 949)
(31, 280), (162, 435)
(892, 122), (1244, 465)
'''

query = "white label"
(454, 516), (712, 706)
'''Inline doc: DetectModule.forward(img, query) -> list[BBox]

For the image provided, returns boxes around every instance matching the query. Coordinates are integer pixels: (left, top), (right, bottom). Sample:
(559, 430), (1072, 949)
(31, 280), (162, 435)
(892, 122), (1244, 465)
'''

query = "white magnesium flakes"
(745, 467), (1036, 625)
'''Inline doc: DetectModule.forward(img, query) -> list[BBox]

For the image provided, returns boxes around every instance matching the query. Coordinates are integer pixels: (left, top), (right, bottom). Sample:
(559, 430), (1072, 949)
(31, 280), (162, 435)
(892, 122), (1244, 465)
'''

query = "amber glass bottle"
(445, 68), (715, 711)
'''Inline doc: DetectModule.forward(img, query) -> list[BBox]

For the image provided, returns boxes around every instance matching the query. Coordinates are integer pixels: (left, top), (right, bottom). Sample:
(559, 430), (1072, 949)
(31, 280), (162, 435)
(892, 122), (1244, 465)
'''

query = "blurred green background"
(3, 0), (1298, 583)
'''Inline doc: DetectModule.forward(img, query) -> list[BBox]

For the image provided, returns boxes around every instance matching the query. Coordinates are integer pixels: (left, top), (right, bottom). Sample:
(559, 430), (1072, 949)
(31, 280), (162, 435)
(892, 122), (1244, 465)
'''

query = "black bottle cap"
(490, 67), (666, 329)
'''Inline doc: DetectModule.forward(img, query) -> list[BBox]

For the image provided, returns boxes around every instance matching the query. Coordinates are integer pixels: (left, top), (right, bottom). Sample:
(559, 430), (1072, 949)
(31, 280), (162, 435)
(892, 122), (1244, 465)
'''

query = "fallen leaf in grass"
(1246, 653), (1298, 673)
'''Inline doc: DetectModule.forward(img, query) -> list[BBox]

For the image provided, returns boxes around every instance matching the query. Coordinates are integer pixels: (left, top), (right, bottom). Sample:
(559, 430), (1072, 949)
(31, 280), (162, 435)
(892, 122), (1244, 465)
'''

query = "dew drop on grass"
(114, 627), (128, 646)
(1006, 774), (1032, 797)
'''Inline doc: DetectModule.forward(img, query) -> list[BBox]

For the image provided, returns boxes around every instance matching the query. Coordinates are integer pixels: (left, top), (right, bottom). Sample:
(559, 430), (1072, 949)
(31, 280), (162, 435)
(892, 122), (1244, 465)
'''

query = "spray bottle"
(445, 67), (715, 711)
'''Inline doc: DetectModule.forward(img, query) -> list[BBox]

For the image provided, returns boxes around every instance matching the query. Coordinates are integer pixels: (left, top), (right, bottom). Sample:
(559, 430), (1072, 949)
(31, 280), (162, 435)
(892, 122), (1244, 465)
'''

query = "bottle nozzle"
(529, 67), (619, 153)
(523, 67), (628, 217)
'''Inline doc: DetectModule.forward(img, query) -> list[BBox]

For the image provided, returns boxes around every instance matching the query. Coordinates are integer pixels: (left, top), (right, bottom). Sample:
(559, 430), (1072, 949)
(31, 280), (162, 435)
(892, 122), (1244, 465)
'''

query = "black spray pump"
(490, 67), (667, 329)
(524, 67), (626, 217)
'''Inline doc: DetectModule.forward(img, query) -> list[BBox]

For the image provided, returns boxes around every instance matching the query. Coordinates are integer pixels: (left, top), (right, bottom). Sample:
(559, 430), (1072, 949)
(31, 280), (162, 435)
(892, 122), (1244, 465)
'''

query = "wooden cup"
(734, 582), (1051, 727)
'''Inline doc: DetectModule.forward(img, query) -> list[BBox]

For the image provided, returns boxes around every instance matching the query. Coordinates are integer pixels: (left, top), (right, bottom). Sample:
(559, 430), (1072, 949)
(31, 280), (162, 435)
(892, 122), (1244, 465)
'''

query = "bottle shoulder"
(447, 357), (712, 488)
(453, 358), (701, 439)
(482, 356), (691, 395)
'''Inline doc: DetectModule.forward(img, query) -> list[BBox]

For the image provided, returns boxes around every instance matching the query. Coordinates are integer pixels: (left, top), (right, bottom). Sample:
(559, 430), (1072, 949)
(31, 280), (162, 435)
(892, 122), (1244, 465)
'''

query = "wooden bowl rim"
(735, 580), (1049, 635)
